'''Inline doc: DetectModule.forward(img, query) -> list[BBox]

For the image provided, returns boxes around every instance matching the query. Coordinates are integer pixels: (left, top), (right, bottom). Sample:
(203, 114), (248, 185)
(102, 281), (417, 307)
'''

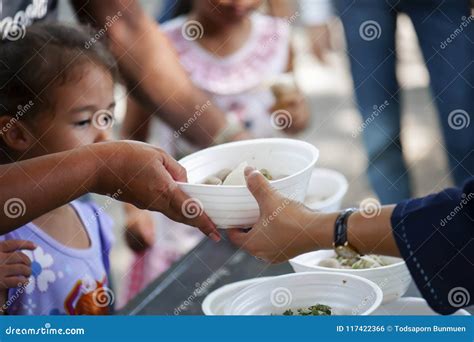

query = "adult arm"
(391, 178), (474, 314)
(71, 0), (230, 147)
(0, 141), (219, 241)
(227, 168), (399, 263)
(228, 169), (474, 314)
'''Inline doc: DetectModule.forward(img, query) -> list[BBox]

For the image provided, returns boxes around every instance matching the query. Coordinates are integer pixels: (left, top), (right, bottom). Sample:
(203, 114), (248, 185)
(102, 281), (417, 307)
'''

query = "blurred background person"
(120, 0), (310, 305)
(300, 0), (474, 203)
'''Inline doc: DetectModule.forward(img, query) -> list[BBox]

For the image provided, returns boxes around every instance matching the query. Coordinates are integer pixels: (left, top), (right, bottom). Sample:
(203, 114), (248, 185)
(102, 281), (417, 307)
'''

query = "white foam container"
(227, 272), (383, 315)
(290, 250), (411, 304)
(202, 277), (269, 316)
(177, 138), (319, 228)
(304, 168), (349, 212)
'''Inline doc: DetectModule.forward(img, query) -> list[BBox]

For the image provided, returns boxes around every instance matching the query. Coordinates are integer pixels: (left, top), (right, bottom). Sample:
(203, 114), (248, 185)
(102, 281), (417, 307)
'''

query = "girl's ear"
(0, 116), (35, 154)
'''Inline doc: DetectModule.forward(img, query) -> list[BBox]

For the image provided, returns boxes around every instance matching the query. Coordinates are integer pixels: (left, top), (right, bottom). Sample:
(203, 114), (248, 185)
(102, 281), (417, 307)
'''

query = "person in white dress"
(119, 0), (310, 306)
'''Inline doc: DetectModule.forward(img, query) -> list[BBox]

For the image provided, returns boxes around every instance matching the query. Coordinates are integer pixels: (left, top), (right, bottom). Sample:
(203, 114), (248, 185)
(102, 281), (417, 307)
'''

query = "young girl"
(120, 0), (310, 305)
(0, 24), (118, 315)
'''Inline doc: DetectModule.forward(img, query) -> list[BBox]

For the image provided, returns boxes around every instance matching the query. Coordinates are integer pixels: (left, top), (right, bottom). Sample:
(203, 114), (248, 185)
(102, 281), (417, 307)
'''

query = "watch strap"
(334, 208), (357, 247)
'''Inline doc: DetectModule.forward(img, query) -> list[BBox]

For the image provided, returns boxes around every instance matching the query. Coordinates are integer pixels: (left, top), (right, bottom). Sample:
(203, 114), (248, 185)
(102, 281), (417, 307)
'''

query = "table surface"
(120, 237), (471, 315)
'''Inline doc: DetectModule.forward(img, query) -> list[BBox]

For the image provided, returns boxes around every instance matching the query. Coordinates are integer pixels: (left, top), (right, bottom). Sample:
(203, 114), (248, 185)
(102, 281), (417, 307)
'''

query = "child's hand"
(270, 90), (310, 135)
(124, 204), (156, 253)
(0, 240), (36, 289)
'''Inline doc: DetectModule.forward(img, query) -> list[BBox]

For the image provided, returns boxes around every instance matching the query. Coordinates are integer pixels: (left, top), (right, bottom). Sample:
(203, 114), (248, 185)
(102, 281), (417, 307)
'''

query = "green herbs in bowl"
(281, 304), (332, 316)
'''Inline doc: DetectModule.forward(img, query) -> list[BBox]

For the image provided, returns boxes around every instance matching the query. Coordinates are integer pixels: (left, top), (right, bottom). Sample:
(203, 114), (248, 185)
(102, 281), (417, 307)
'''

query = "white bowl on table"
(177, 138), (319, 229)
(289, 250), (411, 304)
(227, 272), (383, 316)
(202, 277), (270, 315)
(304, 168), (349, 212)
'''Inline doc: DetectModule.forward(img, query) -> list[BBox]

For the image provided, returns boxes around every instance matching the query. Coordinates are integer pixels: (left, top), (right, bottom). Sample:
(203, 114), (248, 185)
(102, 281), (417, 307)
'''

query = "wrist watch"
(212, 114), (246, 146)
(333, 208), (360, 259)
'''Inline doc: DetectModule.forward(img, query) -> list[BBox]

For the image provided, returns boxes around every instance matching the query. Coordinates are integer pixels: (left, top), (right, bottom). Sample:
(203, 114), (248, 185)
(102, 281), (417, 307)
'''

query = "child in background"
(120, 0), (310, 305)
(0, 24), (118, 315)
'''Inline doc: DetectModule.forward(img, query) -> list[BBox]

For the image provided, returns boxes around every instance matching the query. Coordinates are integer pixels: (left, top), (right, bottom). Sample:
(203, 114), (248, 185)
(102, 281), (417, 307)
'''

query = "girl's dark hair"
(0, 23), (119, 120)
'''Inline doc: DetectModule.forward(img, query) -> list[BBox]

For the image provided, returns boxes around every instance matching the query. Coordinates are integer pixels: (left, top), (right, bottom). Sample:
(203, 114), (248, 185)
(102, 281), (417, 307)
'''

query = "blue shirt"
(391, 177), (474, 314)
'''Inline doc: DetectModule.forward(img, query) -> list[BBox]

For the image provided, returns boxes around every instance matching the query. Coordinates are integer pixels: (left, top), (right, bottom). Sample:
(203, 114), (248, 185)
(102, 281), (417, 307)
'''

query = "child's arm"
(0, 240), (36, 314)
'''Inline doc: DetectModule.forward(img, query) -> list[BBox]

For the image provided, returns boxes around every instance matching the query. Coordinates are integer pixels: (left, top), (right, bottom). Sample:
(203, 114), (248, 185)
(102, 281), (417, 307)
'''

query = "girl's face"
(195, 0), (263, 24)
(23, 64), (115, 158)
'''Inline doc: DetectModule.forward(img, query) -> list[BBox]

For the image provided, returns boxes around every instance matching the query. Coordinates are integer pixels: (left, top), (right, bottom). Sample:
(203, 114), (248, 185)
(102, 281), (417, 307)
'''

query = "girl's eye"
(74, 119), (91, 127)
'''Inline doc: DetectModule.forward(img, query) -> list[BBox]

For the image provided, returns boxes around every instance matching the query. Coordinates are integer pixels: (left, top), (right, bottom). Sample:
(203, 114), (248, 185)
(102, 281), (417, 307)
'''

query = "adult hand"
(227, 168), (320, 263)
(96, 141), (220, 242)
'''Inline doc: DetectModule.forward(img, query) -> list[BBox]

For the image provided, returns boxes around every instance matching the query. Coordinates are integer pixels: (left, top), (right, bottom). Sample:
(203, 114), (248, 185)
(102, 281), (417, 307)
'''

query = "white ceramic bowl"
(177, 138), (319, 228)
(202, 277), (269, 315)
(227, 272), (383, 315)
(304, 168), (349, 212)
(290, 250), (411, 304)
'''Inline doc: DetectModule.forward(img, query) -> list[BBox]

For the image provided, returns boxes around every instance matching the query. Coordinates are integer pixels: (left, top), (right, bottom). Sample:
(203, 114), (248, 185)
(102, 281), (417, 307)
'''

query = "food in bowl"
(289, 250), (412, 304)
(177, 138), (319, 228)
(281, 304), (332, 316)
(227, 272), (382, 315)
(318, 254), (389, 270)
(200, 161), (286, 186)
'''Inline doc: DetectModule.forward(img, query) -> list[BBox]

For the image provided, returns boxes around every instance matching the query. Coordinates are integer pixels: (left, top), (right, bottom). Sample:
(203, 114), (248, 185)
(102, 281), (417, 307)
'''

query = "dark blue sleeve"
(391, 177), (474, 314)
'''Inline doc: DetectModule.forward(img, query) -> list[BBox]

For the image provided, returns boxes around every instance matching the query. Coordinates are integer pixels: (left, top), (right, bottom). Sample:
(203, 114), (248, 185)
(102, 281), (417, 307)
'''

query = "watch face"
(335, 245), (359, 259)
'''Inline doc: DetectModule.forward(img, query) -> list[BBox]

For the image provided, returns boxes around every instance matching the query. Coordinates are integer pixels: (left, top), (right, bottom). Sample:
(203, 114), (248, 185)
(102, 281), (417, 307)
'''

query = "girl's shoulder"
(70, 199), (115, 251)
(161, 13), (291, 95)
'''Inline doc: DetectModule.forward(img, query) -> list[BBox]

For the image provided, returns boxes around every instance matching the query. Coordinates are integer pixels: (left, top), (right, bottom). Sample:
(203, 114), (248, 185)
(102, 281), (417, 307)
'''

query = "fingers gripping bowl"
(177, 139), (319, 228)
